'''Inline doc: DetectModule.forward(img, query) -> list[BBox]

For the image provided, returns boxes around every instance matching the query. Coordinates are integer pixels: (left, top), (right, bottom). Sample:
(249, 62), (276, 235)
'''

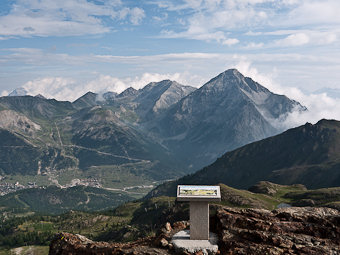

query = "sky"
(1, 0), (340, 126)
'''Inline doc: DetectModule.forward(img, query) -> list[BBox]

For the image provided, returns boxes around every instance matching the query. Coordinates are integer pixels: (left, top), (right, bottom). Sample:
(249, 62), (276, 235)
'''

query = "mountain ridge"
(148, 119), (340, 199)
(150, 69), (305, 169)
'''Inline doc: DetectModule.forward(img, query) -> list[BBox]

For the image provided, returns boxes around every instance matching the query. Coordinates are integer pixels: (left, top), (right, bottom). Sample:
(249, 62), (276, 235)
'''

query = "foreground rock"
(217, 207), (340, 254)
(49, 232), (172, 255)
(49, 206), (340, 255)
(49, 222), (190, 255)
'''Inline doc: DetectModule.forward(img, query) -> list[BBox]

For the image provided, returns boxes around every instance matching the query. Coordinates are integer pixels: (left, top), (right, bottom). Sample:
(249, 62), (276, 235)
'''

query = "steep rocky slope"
(0, 95), (75, 120)
(153, 69), (305, 170)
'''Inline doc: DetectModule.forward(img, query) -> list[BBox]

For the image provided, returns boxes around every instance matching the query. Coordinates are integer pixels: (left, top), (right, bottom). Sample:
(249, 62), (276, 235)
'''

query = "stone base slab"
(171, 230), (218, 255)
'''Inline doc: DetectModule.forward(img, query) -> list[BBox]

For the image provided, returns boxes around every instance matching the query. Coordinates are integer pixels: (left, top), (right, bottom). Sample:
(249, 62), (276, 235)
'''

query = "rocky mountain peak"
(35, 94), (46, 99)
(74, 92), (96, 101)
(203, 68), (267, 95)
(215, 68), (243, 82)
(102, 91), (117, 100)
(222, 68), (242, 76)
(72, 92), (98, 109)
(141, 80), (195, 96)
(118, 87), (138, 98)
(133, 80), (195, 117)
(145, 79), (173, 88)
(8, 87), (28, 97)
(140, 80), (175, 95)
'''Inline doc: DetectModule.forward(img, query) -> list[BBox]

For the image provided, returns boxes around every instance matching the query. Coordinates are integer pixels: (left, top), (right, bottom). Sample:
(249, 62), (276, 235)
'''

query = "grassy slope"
(0, 196), (176, 249)
(284, 186), (340, 209)
(0, 186), (134, 215)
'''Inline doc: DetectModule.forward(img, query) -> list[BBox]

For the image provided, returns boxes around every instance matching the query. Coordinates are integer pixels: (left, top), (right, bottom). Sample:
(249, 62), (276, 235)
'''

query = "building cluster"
(0, 176), (102, 196)
(0, 180), (38, 196)
(63, 178), (101, 188)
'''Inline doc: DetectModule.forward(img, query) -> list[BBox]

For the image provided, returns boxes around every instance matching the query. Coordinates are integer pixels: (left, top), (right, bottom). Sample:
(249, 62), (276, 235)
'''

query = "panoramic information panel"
(177, 185), (221, 201)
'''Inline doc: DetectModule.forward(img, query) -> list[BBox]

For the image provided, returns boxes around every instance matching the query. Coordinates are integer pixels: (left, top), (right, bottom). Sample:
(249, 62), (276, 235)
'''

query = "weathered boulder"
(154, 221), (189, 249)
(48, 232), (172, 255)
(216, 206), (340, 254)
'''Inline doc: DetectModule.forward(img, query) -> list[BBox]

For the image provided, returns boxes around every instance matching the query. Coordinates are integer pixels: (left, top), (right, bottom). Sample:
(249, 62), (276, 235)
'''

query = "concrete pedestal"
(190, 201), (209, 240)
(176, 185), (221, 242)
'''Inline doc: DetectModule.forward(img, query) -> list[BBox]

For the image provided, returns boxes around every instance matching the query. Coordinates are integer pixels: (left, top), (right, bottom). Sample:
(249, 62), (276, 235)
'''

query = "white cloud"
(275, 33), (310, 47)
(157, 0), (271, 44)
(22, 77), (78, 101)
(0, 48), (86, 66)
(82, 73), (190, 95)
(119, 7), (145, 25)
(18, 72), (199, 102)
(243, 42), (264, 49)
(273, 31), (337, 47)
(0, 0), (145, 37)
(1, 90), (9, 97)
(128, 7), (145, 25)
(222, 38), (240, 45)
(286, 0), (340, 26)
(279, 91), (340, 129)
(0, 48), (224, 68)
(154, 0), (340, 48)
(161, 29), (239, 45)
(233, 60), (340, 129)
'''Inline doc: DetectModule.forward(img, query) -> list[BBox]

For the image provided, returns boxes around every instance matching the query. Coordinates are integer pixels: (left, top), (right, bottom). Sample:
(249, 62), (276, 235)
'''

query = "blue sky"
(1, 0), (340, 125)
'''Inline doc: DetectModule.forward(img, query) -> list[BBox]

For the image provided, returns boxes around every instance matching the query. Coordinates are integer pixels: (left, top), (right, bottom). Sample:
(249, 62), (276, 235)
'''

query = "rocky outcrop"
(248, 181), (307, 196)
(0, 110), (41, 134)
(154, 221), (189, 249)
(49, 221), (190, 255)
(217, 206), (340, 254)
(49, 232), (172, 255)
(49, 206), (340, 255)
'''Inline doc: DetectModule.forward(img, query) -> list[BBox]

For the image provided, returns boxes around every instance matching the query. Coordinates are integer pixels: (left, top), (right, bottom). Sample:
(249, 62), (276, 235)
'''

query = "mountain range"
(0, 69), (304, 196)
(148, 119), (340, 198)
